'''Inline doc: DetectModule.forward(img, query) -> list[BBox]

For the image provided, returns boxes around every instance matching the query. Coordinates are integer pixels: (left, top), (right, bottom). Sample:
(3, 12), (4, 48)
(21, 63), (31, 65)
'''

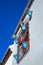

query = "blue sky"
(0, 0), (28, 61)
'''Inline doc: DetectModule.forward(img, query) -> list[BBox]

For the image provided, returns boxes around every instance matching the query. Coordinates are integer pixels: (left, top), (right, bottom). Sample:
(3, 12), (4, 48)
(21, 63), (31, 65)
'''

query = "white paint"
(23, 14), (29, 24)
(16, 27), (21, 38)
(9, 41), (17, 55)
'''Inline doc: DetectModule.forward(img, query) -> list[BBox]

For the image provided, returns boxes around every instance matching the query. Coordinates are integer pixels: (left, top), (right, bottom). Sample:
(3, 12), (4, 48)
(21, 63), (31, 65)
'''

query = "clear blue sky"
(0, 0), (28, 61)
